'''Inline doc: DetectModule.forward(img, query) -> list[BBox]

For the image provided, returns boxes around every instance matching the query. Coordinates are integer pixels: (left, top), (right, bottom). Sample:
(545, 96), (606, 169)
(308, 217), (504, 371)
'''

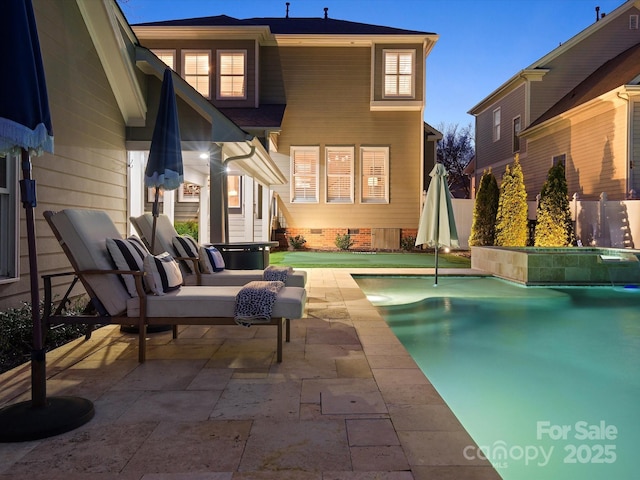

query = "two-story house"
(469, 0), (640, 202)
(132, 10), (438, 249)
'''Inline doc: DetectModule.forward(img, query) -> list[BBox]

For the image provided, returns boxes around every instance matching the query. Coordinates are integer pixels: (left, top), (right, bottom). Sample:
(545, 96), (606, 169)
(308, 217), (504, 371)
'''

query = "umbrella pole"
(150, 187), (160, 253)
(19, 149), (46, 407)
(434, 246), (439, 286)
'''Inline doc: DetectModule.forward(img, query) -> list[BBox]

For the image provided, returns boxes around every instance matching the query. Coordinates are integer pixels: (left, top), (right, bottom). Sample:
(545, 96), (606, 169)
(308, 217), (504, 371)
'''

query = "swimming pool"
(354, 275), (640, 480)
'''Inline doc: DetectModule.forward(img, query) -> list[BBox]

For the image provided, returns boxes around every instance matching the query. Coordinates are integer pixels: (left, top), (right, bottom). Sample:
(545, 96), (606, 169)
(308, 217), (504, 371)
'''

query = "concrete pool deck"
(0, 267), (501, 480)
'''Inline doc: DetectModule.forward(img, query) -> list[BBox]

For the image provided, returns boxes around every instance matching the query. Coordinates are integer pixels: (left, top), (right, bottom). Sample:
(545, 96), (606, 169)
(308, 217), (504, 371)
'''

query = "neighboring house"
(0, 0), (285, 309)
(132, 10), (438, 249)
(468, 0), (640, 202)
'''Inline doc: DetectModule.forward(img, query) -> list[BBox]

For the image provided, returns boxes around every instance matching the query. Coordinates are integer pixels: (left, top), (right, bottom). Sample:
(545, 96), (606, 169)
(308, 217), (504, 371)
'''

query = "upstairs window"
(326, 147), (354, 203)
(291, 147), (319, 203)
(383, 50), (415, 98)
(361, 147), (389, 203)
(151, 49), (175, 70)
(493, 107), (501, 142)
(513, 116), (521, 152)
(183, 51), (210, 98)
(218, 50), (246, 99)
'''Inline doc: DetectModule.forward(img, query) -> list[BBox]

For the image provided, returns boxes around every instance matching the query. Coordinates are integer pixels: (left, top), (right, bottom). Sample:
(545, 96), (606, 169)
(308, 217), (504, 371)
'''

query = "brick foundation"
(278, 227), (419, 251)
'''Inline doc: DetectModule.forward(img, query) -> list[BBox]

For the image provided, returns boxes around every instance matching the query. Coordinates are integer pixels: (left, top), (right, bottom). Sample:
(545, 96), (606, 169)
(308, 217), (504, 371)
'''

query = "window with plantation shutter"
(361, 147), (389, 203)
(290, 147), (319, 203)
(152, 50), (175, 70)
(218, 50), (246, 99)
(326, 147), (354, 203)
(383, 50), (415, 98)
(183, 51), (210, 98)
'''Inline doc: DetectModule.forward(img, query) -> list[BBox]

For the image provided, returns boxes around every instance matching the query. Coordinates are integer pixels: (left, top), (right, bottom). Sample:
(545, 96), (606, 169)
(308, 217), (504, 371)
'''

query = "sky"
(118, 0), (626, 131)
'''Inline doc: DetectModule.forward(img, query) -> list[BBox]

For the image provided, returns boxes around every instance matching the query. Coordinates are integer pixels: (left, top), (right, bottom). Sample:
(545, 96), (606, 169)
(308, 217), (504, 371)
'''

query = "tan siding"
(260, 46), (286, 104)
(530, 6), (640, 121)
(270, 46), (422, 234)
(474, 83), (525, 191)
(524, 100), (628, 201)
(0, 1), (129, 309)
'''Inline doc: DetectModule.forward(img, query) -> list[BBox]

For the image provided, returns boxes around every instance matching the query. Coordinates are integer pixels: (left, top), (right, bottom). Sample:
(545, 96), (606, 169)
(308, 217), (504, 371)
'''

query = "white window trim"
(217, 50), (247, 100)
(0, 154), (19, 283)
(325, 146), (355, 204)
(382, 49), (416, 99)
(182, 50), (211, 98)
(552, 153), (566, 167)
(512, 115), (521, 153)
(151, 49), (176, 71)
(493, 107), (501, 142)
(290, 146), (320, 203)
(360, 146), (390, 204)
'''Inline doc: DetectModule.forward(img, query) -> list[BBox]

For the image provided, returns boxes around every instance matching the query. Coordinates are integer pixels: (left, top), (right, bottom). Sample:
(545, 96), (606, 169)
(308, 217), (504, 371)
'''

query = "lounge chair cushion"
(126, 285), (306, 320)
(143, 252), (183, 295)
(172, 235), (199, 273)
(199, 245), (225, 273)
(106, 236), (149, 297)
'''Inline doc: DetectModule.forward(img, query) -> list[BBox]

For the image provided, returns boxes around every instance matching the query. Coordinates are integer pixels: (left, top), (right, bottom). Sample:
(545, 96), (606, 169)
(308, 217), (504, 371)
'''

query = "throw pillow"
(143, 252), (183, 295)
(199, 245), (225, 273)
(172, 234), (199, 273)
(106, 236), (149, 297)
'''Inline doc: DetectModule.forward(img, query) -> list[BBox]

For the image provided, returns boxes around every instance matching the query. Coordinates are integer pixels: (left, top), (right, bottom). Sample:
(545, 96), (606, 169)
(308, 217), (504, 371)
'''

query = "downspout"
(222, 142), (256, 243)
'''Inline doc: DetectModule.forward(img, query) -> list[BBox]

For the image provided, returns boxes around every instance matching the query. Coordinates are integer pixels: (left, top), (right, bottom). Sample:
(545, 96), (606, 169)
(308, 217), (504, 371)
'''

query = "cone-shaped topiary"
(534, 162), (574, 246)
(469, 168), (499, 246)
(495, 154), (529, 246)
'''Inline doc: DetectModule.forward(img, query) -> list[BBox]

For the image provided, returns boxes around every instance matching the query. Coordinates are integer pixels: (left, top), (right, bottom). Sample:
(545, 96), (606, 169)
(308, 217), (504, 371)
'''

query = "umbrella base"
(0, 396), (94, 442)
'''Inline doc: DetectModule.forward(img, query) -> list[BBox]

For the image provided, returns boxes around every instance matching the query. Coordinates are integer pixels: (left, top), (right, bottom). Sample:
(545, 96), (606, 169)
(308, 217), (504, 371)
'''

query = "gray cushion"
(182, 269), (307, 288)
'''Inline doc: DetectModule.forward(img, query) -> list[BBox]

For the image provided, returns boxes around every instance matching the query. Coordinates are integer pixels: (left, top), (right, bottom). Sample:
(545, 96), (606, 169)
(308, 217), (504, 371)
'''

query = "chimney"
(595, 6), (600, 22)
(286, 2), (290, 18)
(324, 7), (328, 19)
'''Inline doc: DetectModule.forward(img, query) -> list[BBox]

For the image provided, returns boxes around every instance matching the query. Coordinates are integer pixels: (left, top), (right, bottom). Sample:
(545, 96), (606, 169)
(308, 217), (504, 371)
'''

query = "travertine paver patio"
(0, 268), (501, 479)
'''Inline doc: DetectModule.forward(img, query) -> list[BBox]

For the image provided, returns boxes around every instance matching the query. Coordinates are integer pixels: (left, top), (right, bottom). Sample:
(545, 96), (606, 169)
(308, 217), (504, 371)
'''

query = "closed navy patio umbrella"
(415, 163), (459, 286)
(145, 67), (184, 253)
(0, 0), (93, 441)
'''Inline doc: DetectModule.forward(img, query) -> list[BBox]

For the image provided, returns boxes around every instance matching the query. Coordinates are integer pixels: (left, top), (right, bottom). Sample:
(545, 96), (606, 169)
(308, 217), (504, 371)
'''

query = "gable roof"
(527, 41), (640, 129)
(134, 14), (434, 36)
(469, 0), (636, 115)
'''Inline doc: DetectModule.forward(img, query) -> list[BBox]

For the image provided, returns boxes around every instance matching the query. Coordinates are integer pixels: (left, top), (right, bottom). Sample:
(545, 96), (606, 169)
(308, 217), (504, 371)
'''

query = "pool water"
(354, 275), (640, 480)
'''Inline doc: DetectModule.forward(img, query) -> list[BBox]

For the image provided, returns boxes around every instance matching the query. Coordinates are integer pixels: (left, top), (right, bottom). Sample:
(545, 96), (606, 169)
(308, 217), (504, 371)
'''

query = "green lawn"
(269, 250), (471, 268)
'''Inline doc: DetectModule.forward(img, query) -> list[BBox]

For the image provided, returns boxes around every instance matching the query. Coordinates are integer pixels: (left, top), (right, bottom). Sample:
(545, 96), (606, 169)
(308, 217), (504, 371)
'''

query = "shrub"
(468, 168), (499, 246)
(400, 235), (417, 251)
(335, 233), (354, 251)
(535, 162), (574, 246)
(0, 301), (87, 374)
(495, 154), (529, 247)
(175, 220), (198, 239)
(288, 234), (307, 250)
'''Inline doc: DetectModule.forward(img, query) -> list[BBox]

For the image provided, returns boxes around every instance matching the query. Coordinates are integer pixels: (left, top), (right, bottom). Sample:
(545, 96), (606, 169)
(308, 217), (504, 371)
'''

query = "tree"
(468, 168), (499, 246)
(534, 162), (574, 246)
(436, 123), (474, 198)
(495, 154), (529, 246)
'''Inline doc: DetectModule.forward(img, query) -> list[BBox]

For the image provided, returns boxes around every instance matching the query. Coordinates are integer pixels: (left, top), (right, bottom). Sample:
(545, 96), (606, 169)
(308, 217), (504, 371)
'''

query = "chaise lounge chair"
(130, 213), (307, 288)
(42, 209), (307, 363)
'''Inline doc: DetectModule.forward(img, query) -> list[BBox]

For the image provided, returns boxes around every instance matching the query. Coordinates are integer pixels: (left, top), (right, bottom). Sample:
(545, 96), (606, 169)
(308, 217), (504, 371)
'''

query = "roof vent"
(285, 2), (290, 18)
(324, 7), (328, 19)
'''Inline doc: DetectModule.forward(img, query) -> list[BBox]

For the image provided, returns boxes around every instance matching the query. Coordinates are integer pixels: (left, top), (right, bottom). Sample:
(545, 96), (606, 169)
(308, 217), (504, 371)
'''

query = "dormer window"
(383, 50), (415, 98)
(183, 50), (210, 98)
(217, 50), (247, 100)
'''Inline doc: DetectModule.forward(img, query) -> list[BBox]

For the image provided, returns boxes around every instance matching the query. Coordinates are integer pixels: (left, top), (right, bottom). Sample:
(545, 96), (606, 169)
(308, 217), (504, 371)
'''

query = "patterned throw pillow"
(143, 252), (183, 295)
(106, 236), (149, 297)
(199, 245), (225, 273)
(172, 235), (199, 273)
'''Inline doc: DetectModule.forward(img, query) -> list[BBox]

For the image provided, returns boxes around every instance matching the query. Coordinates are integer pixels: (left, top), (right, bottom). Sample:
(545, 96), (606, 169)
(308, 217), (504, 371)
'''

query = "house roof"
(527, 41), (640, 129)
(468, 0), (636, 115)
(133, 14), (434, 36)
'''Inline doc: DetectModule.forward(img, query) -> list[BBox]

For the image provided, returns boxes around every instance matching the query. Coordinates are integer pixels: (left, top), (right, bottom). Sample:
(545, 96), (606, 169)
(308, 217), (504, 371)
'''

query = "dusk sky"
(118, 0), (625, 131)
